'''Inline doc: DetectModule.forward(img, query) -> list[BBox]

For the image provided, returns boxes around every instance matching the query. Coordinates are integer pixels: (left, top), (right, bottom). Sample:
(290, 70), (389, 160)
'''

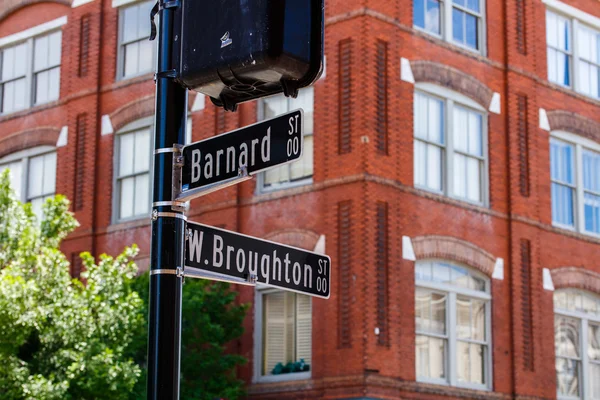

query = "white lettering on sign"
(189, 128), (272, 184)
(189, 230), (204, 263)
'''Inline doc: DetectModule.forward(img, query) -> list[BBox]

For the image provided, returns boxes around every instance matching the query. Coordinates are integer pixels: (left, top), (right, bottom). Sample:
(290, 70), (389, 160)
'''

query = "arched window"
(415, 260), (491, 390)
(0, 145), (56, 219)
(413, 83), (488, 205)
(554, 289), (600, 399)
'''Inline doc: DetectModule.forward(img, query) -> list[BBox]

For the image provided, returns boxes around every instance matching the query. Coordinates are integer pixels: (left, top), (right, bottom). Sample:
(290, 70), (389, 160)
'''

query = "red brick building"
(1, 0), (600, 399)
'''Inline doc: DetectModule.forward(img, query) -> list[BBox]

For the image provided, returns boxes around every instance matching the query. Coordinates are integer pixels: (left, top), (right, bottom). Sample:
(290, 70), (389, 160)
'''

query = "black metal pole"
(147, 1), (187, 399)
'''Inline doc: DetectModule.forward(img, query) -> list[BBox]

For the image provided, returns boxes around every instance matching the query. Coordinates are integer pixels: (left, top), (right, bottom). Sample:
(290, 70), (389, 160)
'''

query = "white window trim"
(413, 0), (487, 56)
(252, 286), (312, 384)
(112, 116), (154, 224)
(554, 290), (600, 400)
(116, 0), (158, 81)
(543, 0), (600, 31)
(415, 260), (493, 391)
(255, 94), (314, 194)
(414, 83), (490, 207)
(0, 17), (67, 48)
(550, 130), (600, 238)
(545, 5), (600, 99)
(0, 145), (56, 204)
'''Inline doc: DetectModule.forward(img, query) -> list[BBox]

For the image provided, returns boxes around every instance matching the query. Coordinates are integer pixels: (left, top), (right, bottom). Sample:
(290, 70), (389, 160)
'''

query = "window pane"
(583, 150), (600, 193)
(467, 112), (483, 156)
(48, 67), (60, 102)
(43, 152), (56, 195)
(415, 289), (446, 335)
(119, 133), (135, 176)
(48, 31), (62, 67)
(454, 107), (468, 153)
(458, 342), (485, 384)
(466, 0), (479, 12)
(296, 294), (312, 367)
(414, 140), (427, 187)
(0, 161), (23, 198)
(2, 46), (15, 81)
(453, 153), (467, 198)
(291, 88), (314, 134)
(137, 39), (154, 75)
(432, 262), (451, 284)
(428, 96), (444, 144)
(583, 294), (599, 316)
(137, 1), (153, 39)
(555, 315), (580, 358)
(35, 70), (49, 105)
(590, 363), (600, 399)
(555, 291), (568, 310)
(465, 13), (478, 49)
(558, 15), (570, 51)
(34, 35), (49, 72)
(427, 144), (443, 191)
(457, 297), (471, 339)
(124, 42), (140, 77)
(547, 11), (557, 47)
(119, 177), (135, 219)
(30, 197), (44, 221)
(414, 0), (425, 29)
(414, 93), (428, 140)
(3, 80), (15, 113)
(425, 0), (441, 35)
(134, 128), (150, 173)
(471, 299), (486, 341)
(415, 262), (432, 281)
(466, 157), (481, 202)
(134, 174), (149, 216)
(452, 8), (465, 44)
(450, 265), (469, 288)
(28, 155), (44, 199)
(122, 5), (139, 43)
(589, 324), (600, 362)
(550, 140), (574, 183)
(12, 78), (27, 111)
(552, 183), (575, 226)
(264, 95), (288, 119)
(290, 135), (313, 180)
(584, 192), (600, 233)
(416, 335), (446, 380)
(556, 357), (580, 397)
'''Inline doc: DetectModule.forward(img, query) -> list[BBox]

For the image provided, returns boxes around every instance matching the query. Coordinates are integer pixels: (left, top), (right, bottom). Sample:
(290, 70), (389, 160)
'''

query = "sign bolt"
(151, 209), (158, 221)
(186, 228), (193, 240)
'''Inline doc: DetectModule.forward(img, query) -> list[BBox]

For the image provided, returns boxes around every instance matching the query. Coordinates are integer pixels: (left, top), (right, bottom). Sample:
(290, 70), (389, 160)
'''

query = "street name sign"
(178, 109), (303, 200)
(185, 222), (331, 299)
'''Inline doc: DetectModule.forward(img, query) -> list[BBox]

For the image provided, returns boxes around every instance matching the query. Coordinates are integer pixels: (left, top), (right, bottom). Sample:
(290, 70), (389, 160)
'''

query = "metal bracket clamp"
(170, 144), (186, 211)
(174, 165), (251, 203)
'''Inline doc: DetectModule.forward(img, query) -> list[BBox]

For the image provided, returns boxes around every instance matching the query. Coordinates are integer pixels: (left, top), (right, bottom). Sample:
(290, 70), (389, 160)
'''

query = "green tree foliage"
(0, 170), (248, 399)
(0, 170), (142, 399)
(130, 273), (249, 400)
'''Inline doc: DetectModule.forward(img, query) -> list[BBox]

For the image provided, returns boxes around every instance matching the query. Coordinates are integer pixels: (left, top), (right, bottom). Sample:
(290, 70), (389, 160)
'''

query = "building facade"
(0, 0), (599, 399)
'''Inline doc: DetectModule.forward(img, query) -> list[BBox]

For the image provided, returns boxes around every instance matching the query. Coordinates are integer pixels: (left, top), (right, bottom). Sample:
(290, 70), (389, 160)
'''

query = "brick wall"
(1, 0), (599, 399)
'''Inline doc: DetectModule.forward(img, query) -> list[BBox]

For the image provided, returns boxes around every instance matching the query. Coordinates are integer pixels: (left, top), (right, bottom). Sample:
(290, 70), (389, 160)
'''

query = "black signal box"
(172, 0), (324, 111)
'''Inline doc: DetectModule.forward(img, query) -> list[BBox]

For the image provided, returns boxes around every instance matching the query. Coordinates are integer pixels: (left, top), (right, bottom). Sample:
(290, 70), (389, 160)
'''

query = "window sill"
(105, 216), (150, 233)
(411, 28), (486, 59)
(414, 185), (487, 209)
(254, 371), (311, 384)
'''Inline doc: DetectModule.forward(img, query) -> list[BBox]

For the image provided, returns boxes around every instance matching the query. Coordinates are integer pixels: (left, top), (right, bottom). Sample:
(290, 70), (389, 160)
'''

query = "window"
(118, 0), (155, 79)
(414, 86), (487, 205)
(554, 289), (600, 399)
(415, 260), (491, 390)
(254, 289), (312, 382)
(550, 132), (600, 235)
(0, 21), (63, 114)
(546, 7), (600, 99)
(258, 87), (314, 191)
(0, 146), (57, 219)
(414, 0), (485, 53)
(114, 119), (152, 221)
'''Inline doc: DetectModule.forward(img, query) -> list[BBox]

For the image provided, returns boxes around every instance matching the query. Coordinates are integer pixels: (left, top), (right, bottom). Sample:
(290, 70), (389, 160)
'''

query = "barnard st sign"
(180, 110), (303, 195)
(185, 222), (331, 299)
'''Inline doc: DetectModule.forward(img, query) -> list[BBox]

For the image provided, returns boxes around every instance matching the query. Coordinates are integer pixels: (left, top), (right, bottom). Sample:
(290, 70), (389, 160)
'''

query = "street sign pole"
(147, 1), (187, 399)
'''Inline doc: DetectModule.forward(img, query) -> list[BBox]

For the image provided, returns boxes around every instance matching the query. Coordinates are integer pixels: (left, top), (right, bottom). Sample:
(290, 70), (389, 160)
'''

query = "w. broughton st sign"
(185, 222), (331, 299)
